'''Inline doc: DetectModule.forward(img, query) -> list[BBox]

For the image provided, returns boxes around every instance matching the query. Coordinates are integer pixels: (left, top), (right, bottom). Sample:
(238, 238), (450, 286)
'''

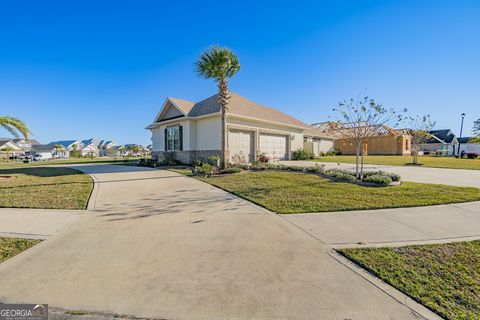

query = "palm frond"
(0, 116), (30, 139)
(195, 46), (240, 81)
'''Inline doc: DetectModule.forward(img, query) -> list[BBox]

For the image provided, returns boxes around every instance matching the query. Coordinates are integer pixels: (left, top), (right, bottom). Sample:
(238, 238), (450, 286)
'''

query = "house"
(419, 129), (458, 156)
(0, 138), (24, 158)
(47, 140), (83, 158)
(312, 122), (411, 155)
(98, 140), (117, 156)
(81, 139), (101, 157)
(11, 138), (41, 151)
(458, 137), (480, 154)
(146, 93), (335, 164)
(123, 144), (149, 157)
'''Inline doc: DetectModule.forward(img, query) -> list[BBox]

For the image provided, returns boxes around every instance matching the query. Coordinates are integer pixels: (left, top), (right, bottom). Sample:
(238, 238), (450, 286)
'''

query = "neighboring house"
(11, 138), (41, 151)
(146, 93), (335, 164)
(458, 137), (480, 154)
(28, 144), (54, 160)
(124, 144), (149, 157)
(98, 140), (117, 156)
(312, 122), (411, 155)
(419, 129), (458, 156)
(47, 140), (83, 158)
(0, 138), (24, 158)
(81, 139), (101, 157)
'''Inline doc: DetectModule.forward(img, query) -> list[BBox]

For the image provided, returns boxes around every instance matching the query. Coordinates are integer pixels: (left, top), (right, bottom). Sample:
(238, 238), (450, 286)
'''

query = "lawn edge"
(336, 248), (448, 319)
(191, 171), (480, 214)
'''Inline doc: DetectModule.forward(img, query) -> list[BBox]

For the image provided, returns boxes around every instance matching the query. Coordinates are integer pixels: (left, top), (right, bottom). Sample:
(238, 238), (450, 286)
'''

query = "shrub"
(363, 170), (401, 182)
(192, 159), (203, 167)
(306, 165), (325, 174)
(196, 162), (215, 177)
(220, 167), (242, 174)
(466, 153), (479, 159)
(265, 163), (279, 170)
(250, 163), (268, 171)
(363, 174), (393, 186)
(286, 166), (305, 172)
(208, 154), (220, 166)
(258, 153), (270, 163)
(324, 169), (356, 181)
(292, 149), (314, 160)
(277, 164), (289, 171)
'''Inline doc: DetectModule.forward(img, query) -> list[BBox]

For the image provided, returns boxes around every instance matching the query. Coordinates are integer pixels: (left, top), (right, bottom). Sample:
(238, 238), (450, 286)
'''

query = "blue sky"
(1, 0), (479, 145)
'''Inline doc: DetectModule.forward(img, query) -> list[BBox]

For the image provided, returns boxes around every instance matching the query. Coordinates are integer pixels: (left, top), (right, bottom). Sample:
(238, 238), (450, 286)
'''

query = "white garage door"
(259, 134), (287, 160)
(228, 130), (254, 163)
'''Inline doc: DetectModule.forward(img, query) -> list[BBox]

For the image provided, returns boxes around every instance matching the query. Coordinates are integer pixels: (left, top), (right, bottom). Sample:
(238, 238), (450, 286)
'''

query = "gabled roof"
(47, 140), (81, 148)
(149, 93), (332, 138)
(11, 138), (41, 145)
(31, 144), (54, 152)
(426, 129), (457, 144)
(169, 97), (195, 115)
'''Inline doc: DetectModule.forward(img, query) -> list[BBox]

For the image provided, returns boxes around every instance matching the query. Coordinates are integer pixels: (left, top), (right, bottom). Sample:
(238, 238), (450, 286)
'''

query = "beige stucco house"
(147, 93), (334, 164)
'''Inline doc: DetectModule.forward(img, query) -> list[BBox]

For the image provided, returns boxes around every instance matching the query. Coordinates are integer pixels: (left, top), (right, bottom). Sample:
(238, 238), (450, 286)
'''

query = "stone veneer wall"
(152, 150), (222, 165)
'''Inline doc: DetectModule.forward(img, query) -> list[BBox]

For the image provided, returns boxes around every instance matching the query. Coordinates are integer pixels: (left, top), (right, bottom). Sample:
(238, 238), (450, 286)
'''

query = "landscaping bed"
(195, 171), (480, 213)
(0, 167), (93, 209)
(0, 237), (41, 263)
(340, 241), (480, 320)
(313, 155), (480, 170)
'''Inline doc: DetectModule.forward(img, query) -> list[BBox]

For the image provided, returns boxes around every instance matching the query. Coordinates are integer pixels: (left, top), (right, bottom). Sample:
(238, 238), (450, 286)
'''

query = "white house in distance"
(147, 93), (335, 164)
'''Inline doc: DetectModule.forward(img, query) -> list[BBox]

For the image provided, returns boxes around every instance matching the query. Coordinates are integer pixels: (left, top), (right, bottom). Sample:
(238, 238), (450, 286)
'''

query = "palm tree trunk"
(218, 78), (229, 169)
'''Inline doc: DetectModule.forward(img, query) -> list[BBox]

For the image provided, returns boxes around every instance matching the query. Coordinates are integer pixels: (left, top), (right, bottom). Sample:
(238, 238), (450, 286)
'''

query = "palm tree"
(0, 116), (29, 139)
(2, 146), (15, 160)
(118, 146), (127, 157)
(196, 46), (240, 168)
(53, 144), (65, 158)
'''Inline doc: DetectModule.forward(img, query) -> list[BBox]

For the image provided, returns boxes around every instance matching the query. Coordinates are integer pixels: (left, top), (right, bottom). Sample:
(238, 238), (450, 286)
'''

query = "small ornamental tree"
(406, 115), (436, 164)
(332, 96), (404, 179)
(473, 118), (480, 136)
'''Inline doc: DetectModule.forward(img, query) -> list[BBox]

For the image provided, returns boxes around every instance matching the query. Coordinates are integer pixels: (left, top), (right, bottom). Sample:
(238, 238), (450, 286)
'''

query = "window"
(166, 126), (181, 151)
(405, 138), (409, 151)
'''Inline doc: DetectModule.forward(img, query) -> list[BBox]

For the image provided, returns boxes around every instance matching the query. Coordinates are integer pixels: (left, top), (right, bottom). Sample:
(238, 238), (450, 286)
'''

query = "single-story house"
(458, 137), (480, 154)
(419, 129), (458, 156)
(312, 122), (411, 155)
(146, 93), (335, 164)
(0, 138), (24, 158)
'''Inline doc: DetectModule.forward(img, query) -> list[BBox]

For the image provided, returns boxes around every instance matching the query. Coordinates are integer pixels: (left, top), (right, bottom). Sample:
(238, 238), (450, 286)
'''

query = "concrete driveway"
(281, 160), (480, 188)
(0, 164), (436, 319)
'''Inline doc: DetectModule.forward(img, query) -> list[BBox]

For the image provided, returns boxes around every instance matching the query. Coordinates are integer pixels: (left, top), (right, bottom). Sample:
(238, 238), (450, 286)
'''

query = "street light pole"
(457, 113), (466, 157)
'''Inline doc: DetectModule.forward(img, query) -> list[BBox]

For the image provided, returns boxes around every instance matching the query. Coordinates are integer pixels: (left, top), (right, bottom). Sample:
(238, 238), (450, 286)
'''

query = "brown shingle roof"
(168, 97), (195, 115)
(181, 93), (332, 138)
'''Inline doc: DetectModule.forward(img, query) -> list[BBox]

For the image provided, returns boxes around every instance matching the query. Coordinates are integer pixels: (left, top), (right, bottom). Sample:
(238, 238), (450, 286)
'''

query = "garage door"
(259, 134), (288, 160)
(228, 130), (254, 163)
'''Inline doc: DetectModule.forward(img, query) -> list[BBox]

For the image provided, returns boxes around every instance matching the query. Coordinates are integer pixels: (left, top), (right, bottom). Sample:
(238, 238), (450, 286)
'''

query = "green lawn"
(0, 157), (139, 169)
(313, 155), (480, 170)
(340, 241), (480, 320)
(0, 167), (93, 209)
(197, 171), (480, 213)
(0, 237), (41, 263)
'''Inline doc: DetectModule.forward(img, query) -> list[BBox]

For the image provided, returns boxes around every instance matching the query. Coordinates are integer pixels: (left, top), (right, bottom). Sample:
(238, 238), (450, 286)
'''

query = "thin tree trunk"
(355, 142), (360, 179)
(360, 146), (365, 180)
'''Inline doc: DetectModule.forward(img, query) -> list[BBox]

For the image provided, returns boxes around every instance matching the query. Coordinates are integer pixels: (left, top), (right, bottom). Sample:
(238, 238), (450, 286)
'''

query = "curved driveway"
(0, 164), (438, 319)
